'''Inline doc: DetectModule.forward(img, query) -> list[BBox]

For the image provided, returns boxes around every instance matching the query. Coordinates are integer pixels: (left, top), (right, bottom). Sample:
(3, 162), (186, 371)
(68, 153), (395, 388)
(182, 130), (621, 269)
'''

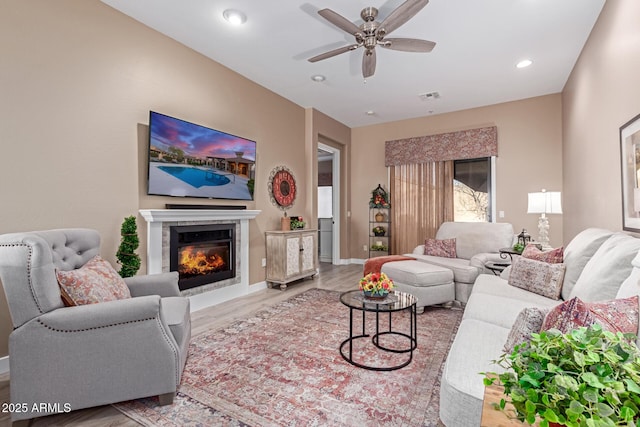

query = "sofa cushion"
(522, 244), (563, 263)
(409, 254), (479, 284)
(463, 291), (560, 329)
(508, 257), (565, 300)
(435, 222), (514, 260)
(542, 296), (639, 335)
(441, 318), (511, 405)
(616, 251), (640, 299)
(561, 228), (615, 300)
(56, 255), (131, 306)
(440, 318), (512, 427)
(424, 238), (456, 258)
(503, 306), (550, 353)
(471, 274), (560, 305)
(569, 233), (640, 302)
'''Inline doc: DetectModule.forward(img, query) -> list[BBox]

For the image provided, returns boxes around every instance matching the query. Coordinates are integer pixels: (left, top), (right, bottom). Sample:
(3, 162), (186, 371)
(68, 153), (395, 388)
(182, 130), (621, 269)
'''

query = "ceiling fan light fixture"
(516, 59), (533, 69)
(311, 74), (326, 82)
(223, 9), (247, 25)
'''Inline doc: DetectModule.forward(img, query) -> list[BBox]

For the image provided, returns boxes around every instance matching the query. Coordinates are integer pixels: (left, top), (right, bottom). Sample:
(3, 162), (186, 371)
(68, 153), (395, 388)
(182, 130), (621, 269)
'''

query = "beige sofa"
(439, 228), (640, 427)
(405, 221), (515, 304)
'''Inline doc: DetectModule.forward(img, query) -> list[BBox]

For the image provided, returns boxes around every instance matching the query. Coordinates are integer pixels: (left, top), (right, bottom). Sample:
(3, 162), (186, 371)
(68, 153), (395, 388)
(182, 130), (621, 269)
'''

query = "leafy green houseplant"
(484, 324), (640, 427)
(370, 243), (388, 251)
(290, 216), (305, 230)
(372, 225), (386, 236)
(116, 215), (141, 278)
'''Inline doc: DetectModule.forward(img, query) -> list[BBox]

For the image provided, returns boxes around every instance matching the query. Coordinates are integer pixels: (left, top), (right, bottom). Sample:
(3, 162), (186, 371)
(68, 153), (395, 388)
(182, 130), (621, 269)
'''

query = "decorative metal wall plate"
(268, 165), (297, 210)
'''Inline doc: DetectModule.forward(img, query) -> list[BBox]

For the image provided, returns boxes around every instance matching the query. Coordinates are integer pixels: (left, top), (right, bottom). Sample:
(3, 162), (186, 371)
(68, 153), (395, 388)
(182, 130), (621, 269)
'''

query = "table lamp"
(527, 190), (562, 248)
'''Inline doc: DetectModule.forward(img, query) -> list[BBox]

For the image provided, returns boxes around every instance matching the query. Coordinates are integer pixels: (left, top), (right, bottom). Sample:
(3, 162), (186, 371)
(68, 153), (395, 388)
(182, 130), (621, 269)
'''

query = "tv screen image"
(147, 111), (256, 201)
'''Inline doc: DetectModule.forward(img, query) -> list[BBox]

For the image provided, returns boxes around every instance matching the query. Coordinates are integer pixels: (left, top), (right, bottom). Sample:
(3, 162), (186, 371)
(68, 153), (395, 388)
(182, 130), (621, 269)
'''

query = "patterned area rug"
(114, 289), (462, 426)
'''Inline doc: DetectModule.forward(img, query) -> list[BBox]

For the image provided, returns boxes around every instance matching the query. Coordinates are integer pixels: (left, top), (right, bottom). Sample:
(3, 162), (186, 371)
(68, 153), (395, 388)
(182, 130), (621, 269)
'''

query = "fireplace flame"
(178, 246), (226, 276)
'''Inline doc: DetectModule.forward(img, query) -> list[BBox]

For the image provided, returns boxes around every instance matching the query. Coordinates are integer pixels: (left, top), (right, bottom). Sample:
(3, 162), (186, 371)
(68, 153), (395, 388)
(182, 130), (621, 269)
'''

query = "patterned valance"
(385, 126), (498, 166)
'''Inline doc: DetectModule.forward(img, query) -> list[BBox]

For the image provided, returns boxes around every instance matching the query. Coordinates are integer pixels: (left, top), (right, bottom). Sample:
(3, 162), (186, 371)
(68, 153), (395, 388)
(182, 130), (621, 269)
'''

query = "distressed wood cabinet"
(265, 229), (318, 290)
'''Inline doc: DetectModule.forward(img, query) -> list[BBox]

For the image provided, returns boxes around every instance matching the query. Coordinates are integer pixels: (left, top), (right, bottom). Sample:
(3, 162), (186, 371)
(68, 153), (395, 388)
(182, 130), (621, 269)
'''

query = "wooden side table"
(481, 382), (534, 426)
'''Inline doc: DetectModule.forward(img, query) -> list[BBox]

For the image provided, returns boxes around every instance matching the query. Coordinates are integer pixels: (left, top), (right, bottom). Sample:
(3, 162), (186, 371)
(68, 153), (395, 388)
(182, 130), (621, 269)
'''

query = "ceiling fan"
(308, 0), (436, 78)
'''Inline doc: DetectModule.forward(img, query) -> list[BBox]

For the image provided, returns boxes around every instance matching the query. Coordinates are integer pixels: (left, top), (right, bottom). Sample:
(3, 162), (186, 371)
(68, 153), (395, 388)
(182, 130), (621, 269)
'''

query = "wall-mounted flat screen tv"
(147, 111), (256, 201)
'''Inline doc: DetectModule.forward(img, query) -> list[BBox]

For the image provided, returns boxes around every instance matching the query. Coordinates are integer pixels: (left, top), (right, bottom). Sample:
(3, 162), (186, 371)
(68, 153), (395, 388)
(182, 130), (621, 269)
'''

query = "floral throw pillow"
(424, 238), (456, 258)
(56, 255), (131, 306)
(522, 244), (564, 263)
(504, 307), (550, 353)
(508, 257), (565, 300)
(541, 295), (639, 334)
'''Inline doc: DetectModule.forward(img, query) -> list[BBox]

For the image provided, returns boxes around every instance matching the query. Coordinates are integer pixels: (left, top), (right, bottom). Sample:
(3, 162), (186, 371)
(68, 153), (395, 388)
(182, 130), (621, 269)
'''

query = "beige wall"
(305, 109), (352, 260)
(562, 0), (640, 241)
(351, 94), (564, 258)
(0, 1), (314, 357)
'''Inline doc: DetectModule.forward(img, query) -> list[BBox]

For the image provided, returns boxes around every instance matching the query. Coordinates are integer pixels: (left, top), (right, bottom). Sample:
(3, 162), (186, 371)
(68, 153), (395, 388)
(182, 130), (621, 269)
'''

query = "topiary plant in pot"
(484, 324), (640, 427)
(116, 215), (141, 278)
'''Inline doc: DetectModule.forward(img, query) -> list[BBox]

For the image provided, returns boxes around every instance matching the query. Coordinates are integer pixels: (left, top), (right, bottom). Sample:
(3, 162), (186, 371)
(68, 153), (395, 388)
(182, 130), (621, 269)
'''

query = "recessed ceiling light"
(311, 74), (326, 82)
(516, 59), (533, 69)
(223, 9), (247, 25)
(366, 110), (375, 116)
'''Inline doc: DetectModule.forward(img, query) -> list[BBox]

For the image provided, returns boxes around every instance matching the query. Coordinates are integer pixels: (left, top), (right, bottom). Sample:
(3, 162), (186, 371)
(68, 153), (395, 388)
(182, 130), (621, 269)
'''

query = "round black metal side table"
(339, 290), (417, 371)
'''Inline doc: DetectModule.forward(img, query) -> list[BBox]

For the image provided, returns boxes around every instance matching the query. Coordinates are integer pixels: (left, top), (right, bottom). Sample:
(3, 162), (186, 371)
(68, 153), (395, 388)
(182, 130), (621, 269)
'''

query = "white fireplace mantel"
(139, 209), (261, 223)
(139, 209), (261, 311)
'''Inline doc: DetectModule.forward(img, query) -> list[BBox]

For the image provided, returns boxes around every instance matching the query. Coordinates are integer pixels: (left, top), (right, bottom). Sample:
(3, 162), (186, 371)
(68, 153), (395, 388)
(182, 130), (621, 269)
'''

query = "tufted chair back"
(0, 228), (100, 328)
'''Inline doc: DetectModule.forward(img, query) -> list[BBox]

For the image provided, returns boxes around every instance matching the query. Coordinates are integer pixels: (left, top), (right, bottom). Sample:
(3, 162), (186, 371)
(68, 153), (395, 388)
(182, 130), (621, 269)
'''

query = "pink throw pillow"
(522, 244), (564, 263)
(424, 238), (456, 258)
(56, 255), (132, 306)
(508, 257), (565, 300)
(541, 295), (639, 335)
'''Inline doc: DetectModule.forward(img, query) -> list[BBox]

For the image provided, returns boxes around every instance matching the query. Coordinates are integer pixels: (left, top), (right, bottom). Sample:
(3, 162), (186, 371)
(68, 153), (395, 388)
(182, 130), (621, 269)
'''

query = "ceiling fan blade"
(362, 49), (376, 78)
(308, 44), (359, 62)
(378, 0), (429, 36)
(381, 38), (435, 52)
(318, 9), (361, 36)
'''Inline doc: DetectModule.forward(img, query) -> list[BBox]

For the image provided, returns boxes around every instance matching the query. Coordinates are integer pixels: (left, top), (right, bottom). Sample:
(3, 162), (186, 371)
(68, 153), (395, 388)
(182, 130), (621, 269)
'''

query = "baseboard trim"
(0, 355), (9, 374)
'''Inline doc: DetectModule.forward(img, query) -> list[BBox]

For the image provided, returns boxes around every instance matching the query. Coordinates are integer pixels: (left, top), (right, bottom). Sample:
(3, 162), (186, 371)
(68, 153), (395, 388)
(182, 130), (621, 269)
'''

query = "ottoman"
(382, 260), (455, 311)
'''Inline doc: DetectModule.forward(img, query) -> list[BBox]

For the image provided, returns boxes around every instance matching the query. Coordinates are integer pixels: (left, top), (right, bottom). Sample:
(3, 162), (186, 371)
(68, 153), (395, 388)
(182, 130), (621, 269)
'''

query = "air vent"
(419, 91), (441, 100)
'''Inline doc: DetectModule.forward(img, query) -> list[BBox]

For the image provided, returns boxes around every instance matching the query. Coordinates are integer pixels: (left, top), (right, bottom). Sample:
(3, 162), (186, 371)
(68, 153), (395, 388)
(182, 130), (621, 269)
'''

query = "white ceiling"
(101, 0), (605, 128)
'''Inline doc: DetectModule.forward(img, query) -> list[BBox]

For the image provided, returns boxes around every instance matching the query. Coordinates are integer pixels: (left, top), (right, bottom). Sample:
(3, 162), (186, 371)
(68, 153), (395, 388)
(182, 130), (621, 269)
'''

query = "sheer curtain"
(390, 161), (454, 255)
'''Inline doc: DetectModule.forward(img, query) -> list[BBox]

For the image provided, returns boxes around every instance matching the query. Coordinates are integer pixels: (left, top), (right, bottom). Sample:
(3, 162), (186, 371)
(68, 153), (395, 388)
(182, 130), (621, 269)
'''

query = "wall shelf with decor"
(369, 184), (391, 258)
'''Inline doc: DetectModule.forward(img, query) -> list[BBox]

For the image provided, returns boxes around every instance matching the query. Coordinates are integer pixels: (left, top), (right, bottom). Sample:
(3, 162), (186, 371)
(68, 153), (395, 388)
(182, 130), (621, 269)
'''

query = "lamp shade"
(527, 191), (562, 214)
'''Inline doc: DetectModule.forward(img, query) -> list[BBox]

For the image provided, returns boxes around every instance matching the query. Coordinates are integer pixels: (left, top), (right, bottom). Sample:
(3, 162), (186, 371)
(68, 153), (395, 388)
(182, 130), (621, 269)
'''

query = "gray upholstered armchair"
(0, 228), (191, 425)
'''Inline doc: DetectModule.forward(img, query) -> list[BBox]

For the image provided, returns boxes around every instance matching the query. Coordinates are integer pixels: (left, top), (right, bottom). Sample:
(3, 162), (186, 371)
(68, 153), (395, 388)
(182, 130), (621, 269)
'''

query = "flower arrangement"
(372, 225), (386, 236)
(369, 184), (391, 208)
(290, 216), (305, 229)
(359, 272), (395, 297)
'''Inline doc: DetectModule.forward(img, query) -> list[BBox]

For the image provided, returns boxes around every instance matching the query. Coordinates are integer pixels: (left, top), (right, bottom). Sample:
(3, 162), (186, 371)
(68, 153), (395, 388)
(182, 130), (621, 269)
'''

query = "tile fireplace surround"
(139, 209), (261, 312)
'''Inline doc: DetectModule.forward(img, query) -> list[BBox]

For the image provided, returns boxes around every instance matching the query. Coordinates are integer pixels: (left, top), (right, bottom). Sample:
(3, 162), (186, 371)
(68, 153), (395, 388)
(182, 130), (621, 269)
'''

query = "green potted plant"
(484, 324), (640, 427)
(116, 215), (141, 278)
(372, 225), (386, 236)
(290, 216), (306, 230)
(370, 243), (388, 252)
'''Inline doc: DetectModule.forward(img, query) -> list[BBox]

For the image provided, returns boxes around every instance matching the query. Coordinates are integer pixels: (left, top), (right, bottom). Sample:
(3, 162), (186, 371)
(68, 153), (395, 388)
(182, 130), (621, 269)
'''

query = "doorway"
(318, 143), (340, 264)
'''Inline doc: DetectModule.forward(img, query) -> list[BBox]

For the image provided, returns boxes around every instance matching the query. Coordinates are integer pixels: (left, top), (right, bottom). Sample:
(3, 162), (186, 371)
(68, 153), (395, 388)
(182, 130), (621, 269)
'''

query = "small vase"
(373, 231), (385, 237)
(375, 212), (385, 222)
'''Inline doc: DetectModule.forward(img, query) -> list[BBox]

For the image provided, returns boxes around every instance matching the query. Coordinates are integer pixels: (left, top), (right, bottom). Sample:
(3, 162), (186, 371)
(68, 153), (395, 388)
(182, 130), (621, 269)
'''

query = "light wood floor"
(0, 263), (362, 427)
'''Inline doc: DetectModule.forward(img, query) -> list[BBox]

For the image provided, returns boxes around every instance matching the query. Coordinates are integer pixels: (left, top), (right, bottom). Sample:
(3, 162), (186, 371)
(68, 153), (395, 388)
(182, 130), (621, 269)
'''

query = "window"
(453, 157), (492, 222)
